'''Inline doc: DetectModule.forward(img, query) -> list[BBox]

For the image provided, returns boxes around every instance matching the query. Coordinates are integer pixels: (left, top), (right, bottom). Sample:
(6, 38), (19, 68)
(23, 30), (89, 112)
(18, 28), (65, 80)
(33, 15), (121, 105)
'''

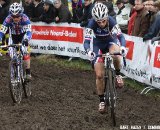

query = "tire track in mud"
(0, 56), (159, 130)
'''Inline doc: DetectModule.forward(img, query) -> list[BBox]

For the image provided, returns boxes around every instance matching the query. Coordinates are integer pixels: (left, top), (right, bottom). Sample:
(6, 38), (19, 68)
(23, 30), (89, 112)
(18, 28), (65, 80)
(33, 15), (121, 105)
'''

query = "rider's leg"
(94, 63), (105, 100)
(23, 47), (31, 80)
(92, 42), (106, 113)
(109, 44), (124, 88)
(109, 44), (121, 73)
(94, 62), (106, 113)
(24, 54), (31, 75)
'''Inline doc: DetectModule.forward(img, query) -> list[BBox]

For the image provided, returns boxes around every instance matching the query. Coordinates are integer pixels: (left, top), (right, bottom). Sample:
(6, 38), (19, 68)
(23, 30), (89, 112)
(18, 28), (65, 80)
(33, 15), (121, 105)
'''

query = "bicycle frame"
(0, 43), (29, 103)
(97, 52), (124, 126)
(100, 53), (117, 111)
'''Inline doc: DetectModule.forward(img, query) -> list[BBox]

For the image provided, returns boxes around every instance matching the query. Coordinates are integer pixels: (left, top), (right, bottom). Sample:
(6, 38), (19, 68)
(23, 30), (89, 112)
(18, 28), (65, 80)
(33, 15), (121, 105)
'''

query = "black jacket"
(30, 2), (44, 22)
(40, 5), (56, 24)
(55, 4), (72, 23)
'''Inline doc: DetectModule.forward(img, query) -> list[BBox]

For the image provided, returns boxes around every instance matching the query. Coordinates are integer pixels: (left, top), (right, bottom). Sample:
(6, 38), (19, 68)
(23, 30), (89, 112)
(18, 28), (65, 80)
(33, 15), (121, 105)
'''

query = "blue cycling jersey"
(0, 14), (32, 41)
(83, 16), (126, 51)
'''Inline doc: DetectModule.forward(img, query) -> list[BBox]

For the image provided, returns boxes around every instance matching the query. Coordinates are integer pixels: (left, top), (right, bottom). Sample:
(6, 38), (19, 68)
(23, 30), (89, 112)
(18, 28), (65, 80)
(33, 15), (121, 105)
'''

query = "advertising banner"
(30, 22), (160, 89)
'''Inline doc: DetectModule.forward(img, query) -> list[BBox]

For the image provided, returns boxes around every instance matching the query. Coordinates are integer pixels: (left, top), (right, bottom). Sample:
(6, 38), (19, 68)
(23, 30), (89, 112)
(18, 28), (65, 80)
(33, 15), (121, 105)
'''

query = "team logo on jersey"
(111, 24), (122, 35)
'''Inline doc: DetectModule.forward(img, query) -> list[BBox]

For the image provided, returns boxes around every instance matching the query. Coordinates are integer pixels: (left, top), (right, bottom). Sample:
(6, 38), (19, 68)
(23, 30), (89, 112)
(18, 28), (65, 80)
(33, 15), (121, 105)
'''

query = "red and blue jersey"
(83, 16), (126, 51)
(0, 14), (32, 41)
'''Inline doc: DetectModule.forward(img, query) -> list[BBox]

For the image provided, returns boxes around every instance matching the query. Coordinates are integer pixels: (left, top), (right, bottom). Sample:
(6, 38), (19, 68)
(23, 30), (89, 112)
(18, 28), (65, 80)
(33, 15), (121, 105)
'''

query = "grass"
(125, 78), (160, 98)
(35, 54), (160, 98)
(35, 54), (92, 71)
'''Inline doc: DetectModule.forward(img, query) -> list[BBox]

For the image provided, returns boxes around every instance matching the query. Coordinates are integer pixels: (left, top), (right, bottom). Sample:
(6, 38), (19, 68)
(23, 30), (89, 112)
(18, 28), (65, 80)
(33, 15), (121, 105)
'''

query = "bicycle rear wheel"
(8, 61), (23, 104)
(106, 68), (117, 126)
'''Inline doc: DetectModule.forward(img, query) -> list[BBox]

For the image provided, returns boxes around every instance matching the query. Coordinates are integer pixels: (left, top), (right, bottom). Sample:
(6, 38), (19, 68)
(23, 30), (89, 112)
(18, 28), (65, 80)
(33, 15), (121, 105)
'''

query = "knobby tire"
(8, 61), (23, 104)
(106, 68), (117, 126)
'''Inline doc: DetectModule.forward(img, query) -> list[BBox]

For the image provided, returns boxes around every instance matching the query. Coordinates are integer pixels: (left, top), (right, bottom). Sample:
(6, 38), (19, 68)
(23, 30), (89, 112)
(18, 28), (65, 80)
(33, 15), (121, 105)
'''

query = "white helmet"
(9, 2), (23, 16)
(92, 3), (108, 21)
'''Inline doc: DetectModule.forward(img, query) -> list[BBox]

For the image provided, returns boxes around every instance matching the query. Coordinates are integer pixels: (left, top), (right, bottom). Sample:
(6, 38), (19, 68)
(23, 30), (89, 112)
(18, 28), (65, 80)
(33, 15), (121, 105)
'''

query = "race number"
(0, 25), (8, 34)
(85, 28), (93, 37)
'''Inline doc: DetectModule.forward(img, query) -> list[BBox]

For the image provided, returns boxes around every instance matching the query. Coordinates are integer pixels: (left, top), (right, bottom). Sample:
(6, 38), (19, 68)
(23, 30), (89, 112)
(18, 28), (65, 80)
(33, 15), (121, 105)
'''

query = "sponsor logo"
(126, 40), (134, 60)
(32, 25), (83, 43)
(154, 46), (160, 68)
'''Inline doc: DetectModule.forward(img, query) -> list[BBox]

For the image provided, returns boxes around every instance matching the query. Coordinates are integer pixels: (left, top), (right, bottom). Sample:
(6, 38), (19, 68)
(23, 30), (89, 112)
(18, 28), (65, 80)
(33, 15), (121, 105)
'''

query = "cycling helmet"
(92, 3), (108, 21)
(9, 2), (23, 16)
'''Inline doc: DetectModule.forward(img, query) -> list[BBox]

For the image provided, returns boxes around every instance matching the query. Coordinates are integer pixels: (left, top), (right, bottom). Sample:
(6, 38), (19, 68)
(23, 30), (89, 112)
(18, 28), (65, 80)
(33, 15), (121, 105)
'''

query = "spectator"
(79, 0), (93, 27)
(0, 0), (10, 24)
(39, 0), (56, 23)
(0, 0), (10, 46)
(128, 0), (137, 35)
(53, 0), (72, 23)
(116, 0), (130, 33)
(23, 0), (34, 18)
(61, 0), (68, 7)
(144, 0), (157, 27)
(30, 0), (44, 22)
(71, 0), (83, 23)
(143, 1), (160, 42)
(132, 0), (150, 37)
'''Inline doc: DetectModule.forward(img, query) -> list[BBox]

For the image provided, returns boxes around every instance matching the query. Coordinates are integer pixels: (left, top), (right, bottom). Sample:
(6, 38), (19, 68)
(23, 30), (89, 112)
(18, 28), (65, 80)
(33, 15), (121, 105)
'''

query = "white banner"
(30, 22), (160, 89)
(121, 34), (160, 89)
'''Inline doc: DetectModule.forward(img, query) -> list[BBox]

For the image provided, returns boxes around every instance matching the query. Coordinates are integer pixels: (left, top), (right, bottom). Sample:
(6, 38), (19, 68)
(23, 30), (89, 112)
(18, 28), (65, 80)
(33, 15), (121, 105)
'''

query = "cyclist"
(0, 2), (32, 81)
(83, 3), (127, 114)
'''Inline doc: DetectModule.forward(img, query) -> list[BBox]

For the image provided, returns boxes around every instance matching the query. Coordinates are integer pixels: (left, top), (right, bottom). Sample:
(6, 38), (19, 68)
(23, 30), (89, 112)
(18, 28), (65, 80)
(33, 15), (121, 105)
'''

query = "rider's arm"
(0, 16), (10, 39)
(83, 28), (93, 52)
(22, 15), (32, 41)
(83, 19), (95, 52)
(109, 16), (126, 47)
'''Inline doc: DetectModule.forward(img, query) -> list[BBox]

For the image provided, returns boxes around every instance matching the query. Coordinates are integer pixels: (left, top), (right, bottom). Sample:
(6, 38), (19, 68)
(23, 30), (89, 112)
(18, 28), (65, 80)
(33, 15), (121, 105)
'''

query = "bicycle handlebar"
(0, 43), (22, 48)
(96, 52), (126, 67)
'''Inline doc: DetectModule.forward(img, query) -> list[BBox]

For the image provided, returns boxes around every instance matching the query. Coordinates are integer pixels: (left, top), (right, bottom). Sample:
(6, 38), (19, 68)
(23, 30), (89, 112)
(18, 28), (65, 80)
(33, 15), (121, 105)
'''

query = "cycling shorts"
(92, 38), (119, 65)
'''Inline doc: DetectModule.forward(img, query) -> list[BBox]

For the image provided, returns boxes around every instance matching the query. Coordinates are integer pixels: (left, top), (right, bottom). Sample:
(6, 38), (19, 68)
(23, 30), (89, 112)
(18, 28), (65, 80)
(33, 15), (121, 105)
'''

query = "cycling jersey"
(0, 14), (32, 41)
(83, 16), (126, 65)
(83, 16), (126, 52)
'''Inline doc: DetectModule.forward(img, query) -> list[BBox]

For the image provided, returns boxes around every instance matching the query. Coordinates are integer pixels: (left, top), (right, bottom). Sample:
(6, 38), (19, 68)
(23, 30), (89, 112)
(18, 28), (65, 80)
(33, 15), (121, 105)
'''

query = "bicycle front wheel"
(20, 62), (32, 98)
(8, 61), (23, 104)
(106, 68), (117, 126)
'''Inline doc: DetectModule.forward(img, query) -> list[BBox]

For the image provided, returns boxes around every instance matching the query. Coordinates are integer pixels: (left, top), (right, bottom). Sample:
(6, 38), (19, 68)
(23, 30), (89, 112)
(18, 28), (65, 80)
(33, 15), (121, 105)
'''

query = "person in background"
(53, 0), (72, 23)
(128, 0), (136, 35)
(30, 0), (44, 22)
(131, 0), (150, 37)
(39, 0), (56, 23)
(116, 0), (131, 33)
(71, 0), (83, 23)
(23, 0), (35, 19)
(143, 1), (160, 43)
(79, 0), (93, 27)
(0, 0), (11, 49)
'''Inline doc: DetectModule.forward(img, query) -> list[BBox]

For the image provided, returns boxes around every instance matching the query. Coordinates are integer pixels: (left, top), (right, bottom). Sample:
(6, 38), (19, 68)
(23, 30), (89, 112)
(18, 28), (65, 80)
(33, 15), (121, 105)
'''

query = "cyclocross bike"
(0, 43), (31, 104)
(97, 52), (126, 126)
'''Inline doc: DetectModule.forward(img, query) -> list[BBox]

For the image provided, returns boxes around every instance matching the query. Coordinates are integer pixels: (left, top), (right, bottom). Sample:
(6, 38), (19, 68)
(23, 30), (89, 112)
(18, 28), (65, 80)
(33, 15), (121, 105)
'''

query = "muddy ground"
(0, 56), (159, 130)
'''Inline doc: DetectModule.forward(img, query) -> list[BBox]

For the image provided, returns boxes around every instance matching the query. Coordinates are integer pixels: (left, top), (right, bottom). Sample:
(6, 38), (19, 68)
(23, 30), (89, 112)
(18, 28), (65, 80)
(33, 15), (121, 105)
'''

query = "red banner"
(32, 25), (83, 43)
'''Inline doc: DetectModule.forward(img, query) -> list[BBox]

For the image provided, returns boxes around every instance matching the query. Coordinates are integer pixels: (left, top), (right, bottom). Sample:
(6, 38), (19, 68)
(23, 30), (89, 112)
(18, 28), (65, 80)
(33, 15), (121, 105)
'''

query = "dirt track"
(0, 56), (160, 130)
